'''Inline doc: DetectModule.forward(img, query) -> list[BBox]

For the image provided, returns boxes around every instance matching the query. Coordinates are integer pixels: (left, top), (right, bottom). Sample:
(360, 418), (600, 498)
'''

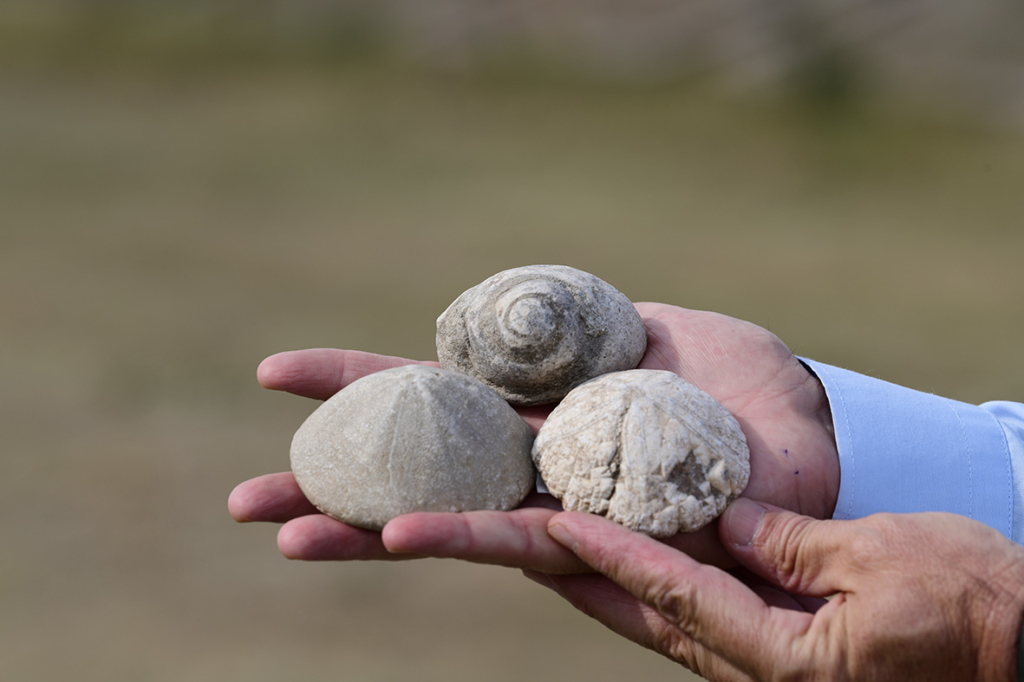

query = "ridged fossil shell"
(436, 265), (647, 406)
(290, 365), (536, 531)
(532, 369), (750, 536)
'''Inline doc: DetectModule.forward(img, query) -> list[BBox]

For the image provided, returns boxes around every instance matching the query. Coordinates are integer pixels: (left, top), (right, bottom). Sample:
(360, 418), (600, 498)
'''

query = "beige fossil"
(290, 364), (536, 531)
(436, 264), (647, 406)
(532, 369), (750, 536)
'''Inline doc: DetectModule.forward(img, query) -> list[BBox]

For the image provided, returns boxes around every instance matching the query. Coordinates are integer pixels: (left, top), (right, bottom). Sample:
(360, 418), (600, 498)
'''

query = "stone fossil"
(290, 364), (536, 531)
(436, 265), (647, 406)
(532, 369), (750, 536)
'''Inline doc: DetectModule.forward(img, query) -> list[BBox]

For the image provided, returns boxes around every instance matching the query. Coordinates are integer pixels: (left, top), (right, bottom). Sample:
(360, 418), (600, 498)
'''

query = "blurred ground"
(2, 10), (1023, 682)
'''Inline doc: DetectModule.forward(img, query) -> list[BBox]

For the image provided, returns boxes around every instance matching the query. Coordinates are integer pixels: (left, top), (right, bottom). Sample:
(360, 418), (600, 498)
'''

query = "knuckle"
(656, 628), (720, 680)
(646, 577), (701, 633)
(758, 513), (819, 592)
(654, 626), (694, 666)
(858, 513), (902, 540)
(845, 515), (904, 564)
(844, 527), (885, 561)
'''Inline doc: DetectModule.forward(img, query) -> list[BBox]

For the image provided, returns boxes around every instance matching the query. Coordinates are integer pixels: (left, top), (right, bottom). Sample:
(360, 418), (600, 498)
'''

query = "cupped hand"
(229, 302), (840, 570)
(537, 501), (1024, 681)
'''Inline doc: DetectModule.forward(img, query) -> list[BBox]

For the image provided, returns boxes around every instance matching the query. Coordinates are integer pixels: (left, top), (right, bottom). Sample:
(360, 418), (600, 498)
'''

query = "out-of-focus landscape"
(2, 2), (1022, 680)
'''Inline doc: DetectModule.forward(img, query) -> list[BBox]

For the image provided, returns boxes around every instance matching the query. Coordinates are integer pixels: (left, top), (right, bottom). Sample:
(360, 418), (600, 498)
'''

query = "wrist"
(797, 359), (836, 439)
(797, 358), (840, 518)
(973, 546), (1024, 681)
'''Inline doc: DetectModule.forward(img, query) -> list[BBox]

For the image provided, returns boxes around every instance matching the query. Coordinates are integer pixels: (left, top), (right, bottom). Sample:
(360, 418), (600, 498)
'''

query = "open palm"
(229, 302), (839, 571)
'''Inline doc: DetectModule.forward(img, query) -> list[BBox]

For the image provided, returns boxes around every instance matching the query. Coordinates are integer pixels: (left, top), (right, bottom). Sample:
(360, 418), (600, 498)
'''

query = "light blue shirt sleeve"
(980, 401), (1024, 543)
(801, 359), (1024, 543)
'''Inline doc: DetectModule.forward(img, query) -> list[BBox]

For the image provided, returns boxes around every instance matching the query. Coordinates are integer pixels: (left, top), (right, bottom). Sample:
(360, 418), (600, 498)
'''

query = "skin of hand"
(535, 502), (1024, 682)
(228, 302), (840, 571)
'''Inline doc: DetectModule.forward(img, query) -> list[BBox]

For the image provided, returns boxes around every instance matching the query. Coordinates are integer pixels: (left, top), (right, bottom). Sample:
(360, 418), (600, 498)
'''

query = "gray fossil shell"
(436, 265), (647, 406)
(290, 365), (536, 531)
(532, 369), (750, 536)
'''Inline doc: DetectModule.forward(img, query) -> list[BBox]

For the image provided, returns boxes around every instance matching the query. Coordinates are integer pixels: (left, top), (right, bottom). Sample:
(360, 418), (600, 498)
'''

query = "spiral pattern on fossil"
(436, 265), (647, 405)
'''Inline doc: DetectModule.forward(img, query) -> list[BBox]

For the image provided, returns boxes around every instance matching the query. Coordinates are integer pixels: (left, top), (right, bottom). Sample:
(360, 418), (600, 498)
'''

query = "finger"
(518, 491), (563, 511)
(728, 566), (829, 614)
(719, 498), (855, 596)
(515, 405), (553, 435)
(534, 572), (754, 682)
(228, 472), (319, 523)
(277, 514), (420, 561)
(747, 585), (817, 613)
(548, 511), (807, 675)
(382, 507), (588, 573)
(659, 523), (734, 568)
(257, 349), (552, 431)
(523, 571), (675, 653)
(257, 349), (436, 400)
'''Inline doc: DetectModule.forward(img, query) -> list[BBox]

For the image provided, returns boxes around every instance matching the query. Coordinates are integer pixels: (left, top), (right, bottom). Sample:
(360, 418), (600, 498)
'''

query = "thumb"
(719, 498), (855, 597)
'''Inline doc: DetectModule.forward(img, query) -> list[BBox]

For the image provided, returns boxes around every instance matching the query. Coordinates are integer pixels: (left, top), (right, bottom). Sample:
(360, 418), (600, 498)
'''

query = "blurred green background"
(2, 2), (1022, 681)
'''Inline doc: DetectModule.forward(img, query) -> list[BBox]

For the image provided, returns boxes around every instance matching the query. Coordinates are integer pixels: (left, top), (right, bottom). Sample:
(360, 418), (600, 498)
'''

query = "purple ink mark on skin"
(794, 470), (800, 475)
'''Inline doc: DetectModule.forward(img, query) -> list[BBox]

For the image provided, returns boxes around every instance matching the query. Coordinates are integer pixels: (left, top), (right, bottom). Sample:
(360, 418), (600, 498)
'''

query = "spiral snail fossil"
(532, 369), (751, 536)
(436, 265), (648, 406)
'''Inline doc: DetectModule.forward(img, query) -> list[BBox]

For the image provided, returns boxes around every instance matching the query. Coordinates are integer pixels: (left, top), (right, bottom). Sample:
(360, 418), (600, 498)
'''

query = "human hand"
(229, 302), (840, 569)
(537, 501), (1024, 681)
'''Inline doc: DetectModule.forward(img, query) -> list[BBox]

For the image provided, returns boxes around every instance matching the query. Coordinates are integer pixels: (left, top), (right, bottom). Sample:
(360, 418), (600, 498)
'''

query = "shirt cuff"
(801, 359), (1015, 541)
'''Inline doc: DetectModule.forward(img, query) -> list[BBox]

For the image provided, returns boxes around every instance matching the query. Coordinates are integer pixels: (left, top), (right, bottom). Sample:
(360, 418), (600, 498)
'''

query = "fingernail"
(727, 498), (768, 546)
(547, 522), (578, 552)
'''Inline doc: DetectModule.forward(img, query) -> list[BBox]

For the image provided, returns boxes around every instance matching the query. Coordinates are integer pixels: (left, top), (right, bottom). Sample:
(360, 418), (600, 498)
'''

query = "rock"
(436, 265), (647, 406)
(290, 364), (536, 531)
(532, 369), (750, 536)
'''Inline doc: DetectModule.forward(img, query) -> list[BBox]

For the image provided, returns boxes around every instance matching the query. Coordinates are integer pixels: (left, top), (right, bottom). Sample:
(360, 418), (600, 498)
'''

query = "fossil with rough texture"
(290, 364), (536, 531)
(436, 265), (647, 406)
(532, 369), (750, 536)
